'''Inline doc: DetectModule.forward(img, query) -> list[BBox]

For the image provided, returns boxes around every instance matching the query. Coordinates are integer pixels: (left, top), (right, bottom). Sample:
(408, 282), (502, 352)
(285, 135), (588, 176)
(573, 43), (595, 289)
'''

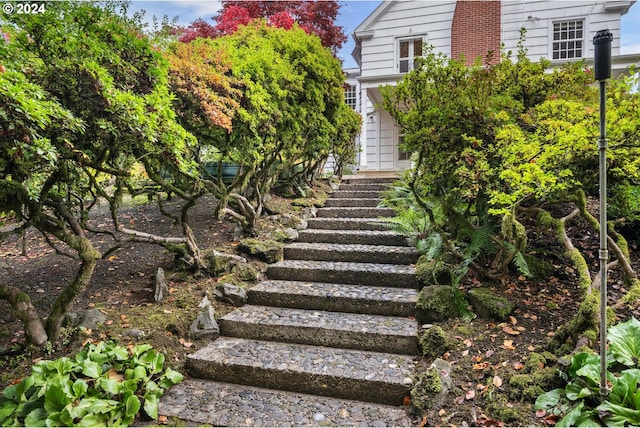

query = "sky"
(130, 0), (640, 69)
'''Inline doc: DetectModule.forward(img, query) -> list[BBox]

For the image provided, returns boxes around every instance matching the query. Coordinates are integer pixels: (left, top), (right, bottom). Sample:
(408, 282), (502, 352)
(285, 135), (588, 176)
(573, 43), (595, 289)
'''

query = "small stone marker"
(154, 267), (168, 303)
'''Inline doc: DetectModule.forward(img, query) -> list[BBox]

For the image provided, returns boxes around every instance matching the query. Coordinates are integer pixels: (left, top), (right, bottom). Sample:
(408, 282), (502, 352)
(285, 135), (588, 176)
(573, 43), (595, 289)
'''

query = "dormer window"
(552, 20), (584, 60)
(399, 37), (424, 73)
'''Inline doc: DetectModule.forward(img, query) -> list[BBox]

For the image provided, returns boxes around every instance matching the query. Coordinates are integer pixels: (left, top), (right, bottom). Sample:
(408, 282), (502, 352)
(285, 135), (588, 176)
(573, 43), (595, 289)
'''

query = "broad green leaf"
(143, 392), (159, 419)
(597, 400), (640, 426)
(81, 361), (102, 379)
(124, 394), (141, 419)
(2, 385), (18, 401)
(609, 318), (640, 367)
(566, 381), (595, 401)
(23, 407), (47, 427)
(132, 366), (147, 381)
(44, 385), (69, 413)
(0, 400), (18, 421)
(570, 352), (601, 378)
(78, 412), (109, 427)
(97, 378), (120, 396)
(71, 379), (88, 398)
(535, 388), (563, 410)
(160, 368), (184, 388)
(576, 363), (601, 387)
(557, 402), (598, 427)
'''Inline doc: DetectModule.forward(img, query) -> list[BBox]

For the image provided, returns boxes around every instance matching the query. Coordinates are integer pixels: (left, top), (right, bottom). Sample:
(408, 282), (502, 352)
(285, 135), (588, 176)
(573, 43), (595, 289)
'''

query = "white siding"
(502, 1), (624, 62)
(359, 1), (456, 79)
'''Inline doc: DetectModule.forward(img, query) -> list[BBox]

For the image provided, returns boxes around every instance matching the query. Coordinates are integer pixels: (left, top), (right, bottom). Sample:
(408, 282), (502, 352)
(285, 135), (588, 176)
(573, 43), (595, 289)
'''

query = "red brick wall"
(451, 1), (501, 65)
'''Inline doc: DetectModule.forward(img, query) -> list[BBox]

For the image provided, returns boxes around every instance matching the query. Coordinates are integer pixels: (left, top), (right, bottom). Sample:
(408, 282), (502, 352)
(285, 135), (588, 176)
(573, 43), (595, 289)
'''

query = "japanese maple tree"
(179, 0), (346, 53)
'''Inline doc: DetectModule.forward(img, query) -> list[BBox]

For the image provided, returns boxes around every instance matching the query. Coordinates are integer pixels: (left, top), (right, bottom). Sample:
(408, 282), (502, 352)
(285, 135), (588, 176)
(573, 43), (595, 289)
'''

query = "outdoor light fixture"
(593, 28), (612, 399)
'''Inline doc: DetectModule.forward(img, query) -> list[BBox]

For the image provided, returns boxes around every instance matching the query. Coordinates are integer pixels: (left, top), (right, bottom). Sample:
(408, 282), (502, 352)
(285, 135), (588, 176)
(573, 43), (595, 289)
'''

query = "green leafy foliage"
(0, 341), (183, 426)
(536, 318), (640, 426)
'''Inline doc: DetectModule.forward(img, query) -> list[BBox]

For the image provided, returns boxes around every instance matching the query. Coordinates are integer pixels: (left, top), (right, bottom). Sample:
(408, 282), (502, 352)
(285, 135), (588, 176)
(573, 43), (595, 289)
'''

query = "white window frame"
(396, 35), (426, 74)
(550, 18), (586, 61)
(344, 84), (357, 110)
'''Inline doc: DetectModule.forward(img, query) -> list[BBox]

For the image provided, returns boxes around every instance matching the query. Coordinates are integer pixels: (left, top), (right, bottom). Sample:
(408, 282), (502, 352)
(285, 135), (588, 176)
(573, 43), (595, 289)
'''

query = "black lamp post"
(593, 29), (612, 399)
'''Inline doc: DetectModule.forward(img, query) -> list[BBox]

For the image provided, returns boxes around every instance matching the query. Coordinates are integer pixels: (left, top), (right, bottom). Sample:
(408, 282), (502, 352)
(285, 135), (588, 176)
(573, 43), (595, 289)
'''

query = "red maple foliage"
(177, 0), (347, 52)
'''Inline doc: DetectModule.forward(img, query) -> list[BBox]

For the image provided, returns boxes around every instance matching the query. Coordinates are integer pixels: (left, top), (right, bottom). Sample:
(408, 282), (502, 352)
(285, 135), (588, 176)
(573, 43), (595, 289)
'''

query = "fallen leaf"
(516, 326), (526, 332)
(163, 309), (173, 314)
(473, 362), (490, 370)
(403, 396), (411, 406)
(502, 326), (520, 336)
(158, 415), (168, 424)
(120, 314), (128, 321)
(454, 396), (464, 405)
(105, 320), (114, 325)
(438, 409), (446, 417)
(513, 362), (524, 370)
(508, 316), (517, 326)
(464, 338), (473, 347)
(462, 349), (470, 356)
(536, 409), (547, 418)
(518, 274), (526, 281)
(493, 375), (503, 388)
(465, 389), (476, 400)
(501, 340), (515, 350)
(528, 345), (536, 351)
(419, 416), (428, 428)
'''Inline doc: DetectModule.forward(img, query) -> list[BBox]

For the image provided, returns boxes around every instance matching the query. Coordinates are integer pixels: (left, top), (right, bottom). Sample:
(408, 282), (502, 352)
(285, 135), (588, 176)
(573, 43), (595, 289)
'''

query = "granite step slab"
(306, 217), (392, 231)
(324, 198), (381, 207)
(317, 207), (396, 218)
(267, 260), (417, 288)
(159, 379), (413, 427)
(342, 177), (397, 185)
(297, 229), (408, 246)
(338, 183), (390, 192)
(186, 337), (414, 405)
(248, 280), (417, 316)
(219, 305), (418, 355)
(284, 242), (419, 264)
(332, 190), (383, 199)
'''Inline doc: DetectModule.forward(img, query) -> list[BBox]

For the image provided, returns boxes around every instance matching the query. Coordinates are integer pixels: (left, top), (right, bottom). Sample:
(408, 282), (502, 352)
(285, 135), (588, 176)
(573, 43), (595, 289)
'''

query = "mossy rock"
(232, 263), (260, 282)
(237, 239), (283, 264)
(416, 285), (458, 323)
(410, 367), (443, 411)
(418, 325), (455, 359)
(203, 251), (234, 276)
(291, 198), (315, 208)
(415, 256), (453, 287)
(467, 288), (514, 321)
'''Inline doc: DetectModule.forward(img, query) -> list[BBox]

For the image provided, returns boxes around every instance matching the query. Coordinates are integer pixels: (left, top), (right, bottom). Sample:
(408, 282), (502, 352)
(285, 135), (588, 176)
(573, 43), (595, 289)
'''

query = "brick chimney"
(451, 1), (501, 65)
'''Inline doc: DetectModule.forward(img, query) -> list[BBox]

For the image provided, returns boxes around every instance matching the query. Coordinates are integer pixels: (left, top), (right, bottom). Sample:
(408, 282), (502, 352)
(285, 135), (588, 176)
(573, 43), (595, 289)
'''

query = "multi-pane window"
(344, 84), (357, 110)
(552, 20), (584, 60)
(399, 38), (423, 73)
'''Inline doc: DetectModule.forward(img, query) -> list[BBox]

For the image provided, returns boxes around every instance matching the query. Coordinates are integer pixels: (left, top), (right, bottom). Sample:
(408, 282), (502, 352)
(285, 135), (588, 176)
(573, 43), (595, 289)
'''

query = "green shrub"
(0, 341), (183, 426)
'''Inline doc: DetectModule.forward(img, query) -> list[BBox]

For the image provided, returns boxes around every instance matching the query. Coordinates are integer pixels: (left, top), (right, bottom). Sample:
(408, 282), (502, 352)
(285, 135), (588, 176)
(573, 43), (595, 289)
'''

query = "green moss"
(415, 285), (458, 323)
(454, 325), (472, 336)
(522, 254), (555, 279)
(418, 326), (455, 359)
(410, 367), (443, 411)
(524, 353), (546, 372)
(566, 248), (591, 290)
(238, 239), (283, 264)
(485, 395), (530, 424)
(467, 288), (515, 321)
(508, 374), (533, 389)
(291, 198), (315, 207)
(522, 385), (545, 401)
(415, 257), (452, 287)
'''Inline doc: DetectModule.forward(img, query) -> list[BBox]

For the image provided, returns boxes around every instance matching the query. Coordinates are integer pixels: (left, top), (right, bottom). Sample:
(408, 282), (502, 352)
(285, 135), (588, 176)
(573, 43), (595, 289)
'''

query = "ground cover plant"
(0, 341), (183, 426)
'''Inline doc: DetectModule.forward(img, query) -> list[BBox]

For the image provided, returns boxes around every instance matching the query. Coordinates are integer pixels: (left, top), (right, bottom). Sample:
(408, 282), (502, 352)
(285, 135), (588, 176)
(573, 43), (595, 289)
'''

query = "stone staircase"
(160, 177), (419, 426)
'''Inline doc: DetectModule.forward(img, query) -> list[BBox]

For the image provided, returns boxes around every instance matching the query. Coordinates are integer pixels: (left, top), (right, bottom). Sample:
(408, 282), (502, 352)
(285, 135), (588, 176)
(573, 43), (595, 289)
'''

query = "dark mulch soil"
(1, 187), (639, 427)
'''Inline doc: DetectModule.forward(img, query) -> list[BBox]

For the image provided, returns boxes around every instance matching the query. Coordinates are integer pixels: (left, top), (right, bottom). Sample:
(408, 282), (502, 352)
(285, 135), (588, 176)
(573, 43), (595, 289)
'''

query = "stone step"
(324, 198), (381, 208)
(339, 183), (390, 192)
(284, 242), (418, 264)
(342, 177), (397, 185)
(297, 229), (408, 247)
(219, 306), (418, 355)
(307, 217), (392, 231)
(317, 207), (395, 218)
(159, 379), (413, 426)
(267, 260), (417, 288)
(248, 280), (417, 316)
(332, 190), (382, 199)
(186, 337), (414, 405)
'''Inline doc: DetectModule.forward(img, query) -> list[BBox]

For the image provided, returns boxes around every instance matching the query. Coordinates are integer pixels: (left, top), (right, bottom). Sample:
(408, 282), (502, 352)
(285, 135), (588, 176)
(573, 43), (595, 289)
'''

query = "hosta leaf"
(609, 318), (640, 367)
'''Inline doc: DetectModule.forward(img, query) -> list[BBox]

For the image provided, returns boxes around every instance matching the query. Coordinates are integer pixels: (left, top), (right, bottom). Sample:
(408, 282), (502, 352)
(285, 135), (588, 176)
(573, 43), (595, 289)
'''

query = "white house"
(349, 0), (640, 172)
